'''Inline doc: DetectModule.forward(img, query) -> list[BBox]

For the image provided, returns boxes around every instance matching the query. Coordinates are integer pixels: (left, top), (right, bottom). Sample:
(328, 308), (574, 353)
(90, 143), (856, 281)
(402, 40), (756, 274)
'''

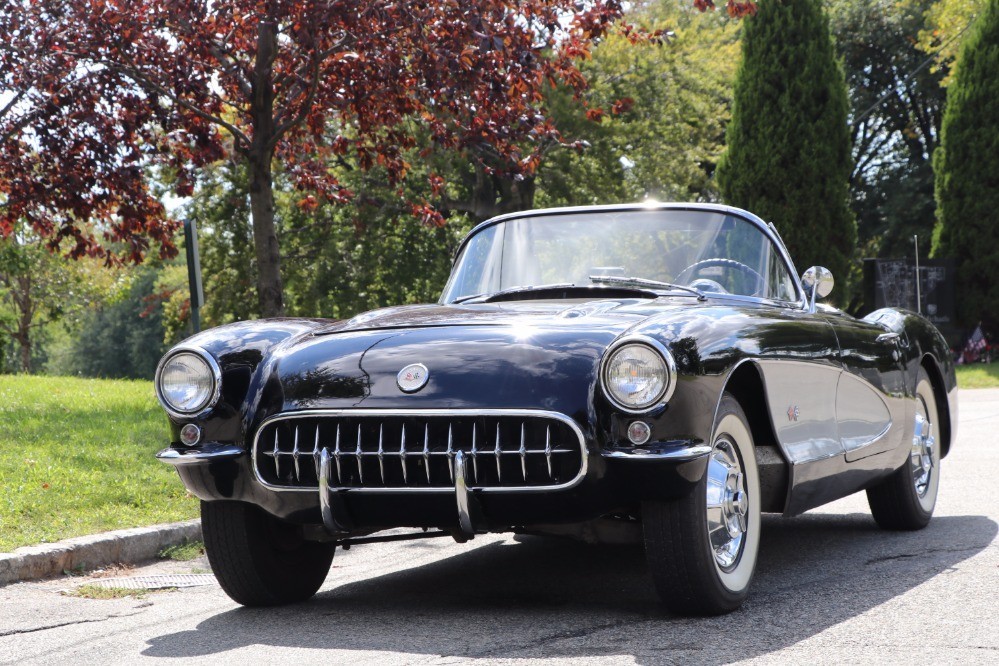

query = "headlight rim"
(155, 346), (222, 419)
(600, 335), (677, 414)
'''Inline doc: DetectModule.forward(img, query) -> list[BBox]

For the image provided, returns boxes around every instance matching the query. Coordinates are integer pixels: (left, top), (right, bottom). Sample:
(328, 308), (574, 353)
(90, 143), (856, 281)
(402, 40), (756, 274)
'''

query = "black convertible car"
(155, 203), (956, 615)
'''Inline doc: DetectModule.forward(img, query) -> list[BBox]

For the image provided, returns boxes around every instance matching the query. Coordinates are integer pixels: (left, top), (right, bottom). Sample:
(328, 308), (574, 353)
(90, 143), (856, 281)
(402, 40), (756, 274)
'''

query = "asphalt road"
(2, 389), (997, 665)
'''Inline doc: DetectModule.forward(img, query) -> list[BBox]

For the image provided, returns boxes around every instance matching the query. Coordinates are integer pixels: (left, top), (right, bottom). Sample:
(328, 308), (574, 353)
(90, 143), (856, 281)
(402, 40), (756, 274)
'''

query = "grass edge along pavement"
(0, 375), (198, 552)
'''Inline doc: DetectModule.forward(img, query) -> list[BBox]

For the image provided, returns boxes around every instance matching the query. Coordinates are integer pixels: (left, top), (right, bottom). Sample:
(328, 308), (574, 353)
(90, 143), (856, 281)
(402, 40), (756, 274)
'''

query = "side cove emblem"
(397, 363), (430, 393)
(787, 405), (799, 422)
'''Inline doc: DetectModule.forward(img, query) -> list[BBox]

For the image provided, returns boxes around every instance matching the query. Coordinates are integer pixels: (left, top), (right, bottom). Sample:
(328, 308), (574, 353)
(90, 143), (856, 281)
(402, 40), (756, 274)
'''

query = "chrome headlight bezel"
(154, 347), (222, 419)
(600, 335), (677, 414)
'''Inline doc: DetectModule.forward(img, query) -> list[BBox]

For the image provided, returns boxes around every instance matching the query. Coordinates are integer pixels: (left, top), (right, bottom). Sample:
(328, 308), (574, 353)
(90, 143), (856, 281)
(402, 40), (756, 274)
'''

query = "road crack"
(865, 545), (985, 565)
(0, 610), (145, 638)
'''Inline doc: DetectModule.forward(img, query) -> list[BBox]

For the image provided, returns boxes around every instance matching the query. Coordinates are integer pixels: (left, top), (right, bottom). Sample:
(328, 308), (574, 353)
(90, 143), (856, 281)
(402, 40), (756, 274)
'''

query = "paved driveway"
(1, 389), (997, 664)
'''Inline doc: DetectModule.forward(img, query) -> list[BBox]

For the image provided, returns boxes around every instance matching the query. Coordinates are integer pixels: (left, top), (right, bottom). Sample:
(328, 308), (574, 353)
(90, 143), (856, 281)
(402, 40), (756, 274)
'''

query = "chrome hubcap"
(911, 411), (935, 498)
(706, 438), (747, 570)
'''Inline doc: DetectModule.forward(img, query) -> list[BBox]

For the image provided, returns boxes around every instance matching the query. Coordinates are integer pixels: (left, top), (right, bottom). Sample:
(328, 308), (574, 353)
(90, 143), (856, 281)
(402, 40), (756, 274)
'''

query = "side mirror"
(801, 266), (834, 312)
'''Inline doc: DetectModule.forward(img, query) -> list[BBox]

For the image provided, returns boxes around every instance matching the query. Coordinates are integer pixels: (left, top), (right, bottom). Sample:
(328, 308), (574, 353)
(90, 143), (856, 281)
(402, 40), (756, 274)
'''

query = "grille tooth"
(256, 413), (583, 490)
(545, 426), (553, 478)
(446, 425), (455, 483)
(494, 423), (502, 482)
(399, 425), (408, 484)
(377, 424), (386, 485)
(292, 426), (301, 482)
(519, 423), (528, 481)
(273, 430), (281, 479)
(471, 423), (479, 483)
(334, 424), (342, 483)
(423, 424), (431, 483)
(312, 427), (321, 480)
(355, 425), (364, 485)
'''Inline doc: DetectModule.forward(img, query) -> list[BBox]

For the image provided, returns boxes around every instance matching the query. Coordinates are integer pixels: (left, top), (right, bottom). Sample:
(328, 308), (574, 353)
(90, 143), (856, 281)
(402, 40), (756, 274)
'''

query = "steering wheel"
(676, 258), (765, 297)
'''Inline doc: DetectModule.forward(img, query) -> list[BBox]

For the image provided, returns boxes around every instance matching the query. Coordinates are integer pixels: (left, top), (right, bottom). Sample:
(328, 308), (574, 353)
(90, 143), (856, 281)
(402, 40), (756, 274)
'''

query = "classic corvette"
(155, 202), (956, 615)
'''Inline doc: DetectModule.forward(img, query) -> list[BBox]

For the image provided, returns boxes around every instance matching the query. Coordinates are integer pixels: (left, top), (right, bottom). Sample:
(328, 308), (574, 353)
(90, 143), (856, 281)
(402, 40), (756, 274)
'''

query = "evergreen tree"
(716, 0), (855, 293)
(932, 0), (999, 329)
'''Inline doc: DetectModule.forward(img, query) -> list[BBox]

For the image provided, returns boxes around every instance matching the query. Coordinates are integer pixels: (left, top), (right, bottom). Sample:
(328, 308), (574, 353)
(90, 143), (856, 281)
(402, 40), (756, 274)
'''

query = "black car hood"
(264, 298), (686, 413)
(317, 298), (664, 334)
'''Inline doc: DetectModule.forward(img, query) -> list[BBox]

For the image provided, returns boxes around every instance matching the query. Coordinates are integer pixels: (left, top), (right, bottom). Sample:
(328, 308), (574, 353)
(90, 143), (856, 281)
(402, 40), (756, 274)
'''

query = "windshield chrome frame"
(440, 203), (808, 310)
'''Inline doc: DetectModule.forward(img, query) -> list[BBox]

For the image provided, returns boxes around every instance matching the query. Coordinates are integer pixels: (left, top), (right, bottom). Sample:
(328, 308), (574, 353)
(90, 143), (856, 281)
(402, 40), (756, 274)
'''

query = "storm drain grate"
(85, 574), (217, 590)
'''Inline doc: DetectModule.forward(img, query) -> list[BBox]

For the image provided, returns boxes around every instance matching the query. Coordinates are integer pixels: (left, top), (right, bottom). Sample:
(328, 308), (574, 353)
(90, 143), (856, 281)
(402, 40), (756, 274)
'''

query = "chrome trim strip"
(154, 346), (223, 420)
(251, 408), (589, 494)
(599, 334), (679, 414)
(156, 444), (244, 465)
(601, 445), (712, 461)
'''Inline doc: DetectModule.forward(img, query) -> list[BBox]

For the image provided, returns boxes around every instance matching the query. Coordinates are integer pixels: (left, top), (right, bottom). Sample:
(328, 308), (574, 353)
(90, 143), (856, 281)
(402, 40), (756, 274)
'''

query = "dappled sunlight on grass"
(0, 376), (198, 551)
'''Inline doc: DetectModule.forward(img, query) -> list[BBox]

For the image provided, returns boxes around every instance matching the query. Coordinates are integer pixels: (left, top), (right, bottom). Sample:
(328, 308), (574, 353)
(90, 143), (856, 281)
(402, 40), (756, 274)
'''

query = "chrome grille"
(252, 410), (586, 491)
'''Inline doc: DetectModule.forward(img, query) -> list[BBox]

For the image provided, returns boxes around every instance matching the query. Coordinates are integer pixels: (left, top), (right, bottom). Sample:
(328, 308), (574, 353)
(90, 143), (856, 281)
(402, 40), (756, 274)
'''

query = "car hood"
(262, 298), (681, 414)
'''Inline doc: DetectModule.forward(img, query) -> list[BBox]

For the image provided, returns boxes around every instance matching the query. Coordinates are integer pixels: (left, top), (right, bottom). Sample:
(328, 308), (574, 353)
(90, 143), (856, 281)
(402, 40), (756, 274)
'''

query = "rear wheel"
(202, 500), (335, 606)
(867, 367), (941, 530)
(643, 394), (761, 615)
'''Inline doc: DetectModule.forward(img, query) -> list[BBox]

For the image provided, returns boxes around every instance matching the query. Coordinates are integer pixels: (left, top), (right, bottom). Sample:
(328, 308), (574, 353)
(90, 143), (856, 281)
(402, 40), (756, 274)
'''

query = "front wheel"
(202, 501), (335, 606)
(867, 367), (941, 530)
(643, 394), (761, 615)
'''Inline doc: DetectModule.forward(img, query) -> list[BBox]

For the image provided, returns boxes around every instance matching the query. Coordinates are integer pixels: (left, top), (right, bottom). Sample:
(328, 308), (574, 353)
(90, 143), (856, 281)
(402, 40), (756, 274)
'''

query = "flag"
(963, 324), (987, 363)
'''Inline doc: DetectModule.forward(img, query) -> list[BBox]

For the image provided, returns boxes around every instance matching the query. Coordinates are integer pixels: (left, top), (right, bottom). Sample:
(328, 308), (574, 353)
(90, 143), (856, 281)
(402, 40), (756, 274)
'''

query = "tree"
(0, 229), (116, 372)
(537, 2), (740, 207)
(931, 0), (999, 329)
(3, 0), (660, 318)
(912, 0), (986, 85)
(716, 0), (854, 291)
(829, 0), (946, 267)
(0, 1), (178, 264)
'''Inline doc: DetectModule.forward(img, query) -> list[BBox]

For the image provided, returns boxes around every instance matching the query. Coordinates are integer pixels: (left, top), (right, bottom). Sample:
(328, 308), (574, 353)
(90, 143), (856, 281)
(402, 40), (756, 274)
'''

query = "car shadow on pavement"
(143, 513), (996, 663)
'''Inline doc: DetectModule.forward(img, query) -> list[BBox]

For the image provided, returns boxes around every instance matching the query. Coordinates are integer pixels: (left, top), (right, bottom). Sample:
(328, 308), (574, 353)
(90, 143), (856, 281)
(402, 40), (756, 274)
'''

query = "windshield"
(440, 208), (800, 304)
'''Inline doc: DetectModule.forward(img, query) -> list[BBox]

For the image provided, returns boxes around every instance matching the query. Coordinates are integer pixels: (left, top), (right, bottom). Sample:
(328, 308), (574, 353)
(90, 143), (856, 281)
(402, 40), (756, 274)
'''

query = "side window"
(766, 249), (798, 302)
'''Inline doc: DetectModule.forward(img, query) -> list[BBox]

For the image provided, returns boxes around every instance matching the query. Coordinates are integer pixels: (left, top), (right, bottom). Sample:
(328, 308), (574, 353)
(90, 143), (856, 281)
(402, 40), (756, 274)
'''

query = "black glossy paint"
(158, 205), (958, 535)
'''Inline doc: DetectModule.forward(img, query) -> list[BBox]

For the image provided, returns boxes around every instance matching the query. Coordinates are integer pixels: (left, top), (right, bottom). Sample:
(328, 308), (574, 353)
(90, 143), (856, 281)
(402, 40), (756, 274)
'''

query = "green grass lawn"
(0, 375), (198, 552)
(955, 360), (999, 389)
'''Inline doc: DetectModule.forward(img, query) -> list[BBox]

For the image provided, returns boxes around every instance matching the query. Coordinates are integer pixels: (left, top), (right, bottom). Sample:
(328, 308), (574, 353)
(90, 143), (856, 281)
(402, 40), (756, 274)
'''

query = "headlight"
(601, 338), (676, 412)
(155, 349), (220, 417)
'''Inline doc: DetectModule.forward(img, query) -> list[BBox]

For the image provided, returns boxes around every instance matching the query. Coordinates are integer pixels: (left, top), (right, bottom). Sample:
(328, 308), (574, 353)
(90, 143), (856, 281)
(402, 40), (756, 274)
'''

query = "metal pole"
(914, 235), (921, 315)
(184, 219), (205, 333)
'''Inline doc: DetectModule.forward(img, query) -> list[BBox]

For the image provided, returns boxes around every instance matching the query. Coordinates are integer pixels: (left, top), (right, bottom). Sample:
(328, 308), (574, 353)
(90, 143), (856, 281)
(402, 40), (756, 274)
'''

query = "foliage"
(911, 0), (987, 85)
(536, 2), (741, 207)
(54, 266), (173, 379)
(717, 0), (855, 295)
(0, 375), (197, 551)
(0, 229), (120, 372)
(1, 0), (669, 318)
(188, 160), (470, 323)
(828, 0), (946, 290)
(931, 0), (999, 329)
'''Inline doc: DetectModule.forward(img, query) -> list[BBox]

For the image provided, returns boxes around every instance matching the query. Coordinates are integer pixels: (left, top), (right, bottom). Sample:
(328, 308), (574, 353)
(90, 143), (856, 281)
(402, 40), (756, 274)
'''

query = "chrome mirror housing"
(801, 266), (834, 311)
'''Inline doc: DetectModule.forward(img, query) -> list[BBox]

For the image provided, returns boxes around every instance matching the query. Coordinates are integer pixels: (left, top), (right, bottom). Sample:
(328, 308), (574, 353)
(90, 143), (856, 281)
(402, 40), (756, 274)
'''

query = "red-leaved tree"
(1, 0), (750, 317)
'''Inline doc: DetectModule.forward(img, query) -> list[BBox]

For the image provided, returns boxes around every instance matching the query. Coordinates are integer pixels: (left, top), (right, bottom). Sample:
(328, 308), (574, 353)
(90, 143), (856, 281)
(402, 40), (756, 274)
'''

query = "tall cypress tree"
(932, 0), (999, 329)
(717, 0), (855, 292)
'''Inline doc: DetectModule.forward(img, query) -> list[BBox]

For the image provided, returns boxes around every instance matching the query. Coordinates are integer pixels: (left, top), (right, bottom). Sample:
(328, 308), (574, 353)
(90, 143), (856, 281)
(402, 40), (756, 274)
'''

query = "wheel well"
(921, 355), (952, 458)
(724, 362), (788, 513)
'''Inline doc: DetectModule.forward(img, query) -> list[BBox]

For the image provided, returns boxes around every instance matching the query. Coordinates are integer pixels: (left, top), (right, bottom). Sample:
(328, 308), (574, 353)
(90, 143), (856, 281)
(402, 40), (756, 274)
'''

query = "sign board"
(863, 258), (956, 338)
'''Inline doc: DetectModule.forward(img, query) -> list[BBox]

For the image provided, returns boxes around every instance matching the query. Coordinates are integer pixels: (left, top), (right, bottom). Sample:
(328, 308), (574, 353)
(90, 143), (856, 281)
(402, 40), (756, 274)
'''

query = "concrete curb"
(0, 519), (202, 586)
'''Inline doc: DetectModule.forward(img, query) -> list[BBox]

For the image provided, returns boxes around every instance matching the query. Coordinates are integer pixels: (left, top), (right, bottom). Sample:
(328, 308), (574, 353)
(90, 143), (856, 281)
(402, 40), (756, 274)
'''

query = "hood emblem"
(397, 363), (429, 393)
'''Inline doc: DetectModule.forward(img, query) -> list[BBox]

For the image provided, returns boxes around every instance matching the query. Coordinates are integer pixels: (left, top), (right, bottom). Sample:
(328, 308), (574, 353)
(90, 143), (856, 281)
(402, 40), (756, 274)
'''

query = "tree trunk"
(463, 164), (537, 221)
(248, 19), (284, 318)
(15, 273), (32, 373)
(248, 155), (284, 317)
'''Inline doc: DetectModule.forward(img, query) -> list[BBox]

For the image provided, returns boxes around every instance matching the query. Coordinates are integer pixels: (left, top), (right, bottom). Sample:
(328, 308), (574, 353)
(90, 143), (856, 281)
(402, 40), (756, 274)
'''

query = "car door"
(823, 312), (908, 462)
